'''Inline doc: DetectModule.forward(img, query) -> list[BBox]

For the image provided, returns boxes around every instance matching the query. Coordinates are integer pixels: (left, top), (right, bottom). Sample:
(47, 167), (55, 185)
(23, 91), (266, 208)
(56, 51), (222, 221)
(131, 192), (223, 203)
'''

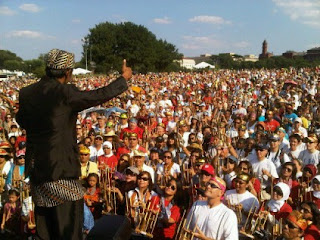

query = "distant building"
(244, 54), (259, 62)
(259, 40), (273, 60)
(282, 51), (297, 59)
(304, 47), (320, 61)
(176, 58), (196, 69)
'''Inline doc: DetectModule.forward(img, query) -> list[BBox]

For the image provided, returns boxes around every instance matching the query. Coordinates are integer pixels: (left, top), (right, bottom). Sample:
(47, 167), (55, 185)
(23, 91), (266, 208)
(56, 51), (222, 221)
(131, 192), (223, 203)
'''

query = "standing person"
(185, 177), (238, 240)
(16, 49), (132, 239)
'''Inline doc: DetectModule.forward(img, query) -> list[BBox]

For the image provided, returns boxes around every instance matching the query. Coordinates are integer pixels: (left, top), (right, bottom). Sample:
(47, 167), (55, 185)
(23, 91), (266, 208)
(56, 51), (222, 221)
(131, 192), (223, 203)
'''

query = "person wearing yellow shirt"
(80, 146), (98, 179)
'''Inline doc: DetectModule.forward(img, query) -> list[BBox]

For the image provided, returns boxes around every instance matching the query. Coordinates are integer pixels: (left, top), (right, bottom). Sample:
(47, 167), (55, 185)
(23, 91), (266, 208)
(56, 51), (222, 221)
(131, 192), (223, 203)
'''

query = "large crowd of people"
(0, 66), (320, 240)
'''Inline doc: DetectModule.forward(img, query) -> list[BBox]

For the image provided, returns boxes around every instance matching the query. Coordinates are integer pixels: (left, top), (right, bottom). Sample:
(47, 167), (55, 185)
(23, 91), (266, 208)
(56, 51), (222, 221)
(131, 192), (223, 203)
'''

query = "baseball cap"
(255, 143), (269, 150)
(294, 118), (302, 124)
(201, 164), (215, 176)
(125, 166), (140, 175)
(16, 149), (26, 158)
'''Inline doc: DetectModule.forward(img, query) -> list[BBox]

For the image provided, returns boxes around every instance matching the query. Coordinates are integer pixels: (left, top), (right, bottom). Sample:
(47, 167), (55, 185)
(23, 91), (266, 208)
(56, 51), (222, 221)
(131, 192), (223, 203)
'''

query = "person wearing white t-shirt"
(267, 134), (290, 174)
(287, 134), (305, 160)
(250, 143), (279, 190)
(156, 151), (180, 182)
(186, 177), (238, 240)
(133, 150), (155, 183)
(298, 135), (320, 167)
(224, 173), (260, 228)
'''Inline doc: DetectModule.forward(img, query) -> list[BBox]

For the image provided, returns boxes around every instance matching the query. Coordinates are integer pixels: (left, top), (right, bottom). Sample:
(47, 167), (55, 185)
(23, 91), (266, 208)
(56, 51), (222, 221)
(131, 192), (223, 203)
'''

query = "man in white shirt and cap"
(133, 150), (155, 183)
(185, 177), (238, 240)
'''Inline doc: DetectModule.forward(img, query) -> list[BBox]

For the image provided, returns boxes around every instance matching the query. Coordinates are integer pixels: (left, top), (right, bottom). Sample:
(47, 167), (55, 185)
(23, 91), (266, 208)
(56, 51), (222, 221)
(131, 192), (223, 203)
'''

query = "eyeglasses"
(282, 167), (292, 173)
(206, 182), (220, 190)
(138, 176), (149, 181)
(166, 184), (176, 191)
(80, 153), (89, 156)
(163, 156), (172, 159)
(285, 220), (299, 229)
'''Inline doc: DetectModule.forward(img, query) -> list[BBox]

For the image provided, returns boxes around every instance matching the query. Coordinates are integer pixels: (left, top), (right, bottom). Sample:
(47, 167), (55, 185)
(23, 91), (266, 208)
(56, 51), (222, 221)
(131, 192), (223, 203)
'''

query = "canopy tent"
(73, 68), (92, 75)
(194, 62), (215, 69)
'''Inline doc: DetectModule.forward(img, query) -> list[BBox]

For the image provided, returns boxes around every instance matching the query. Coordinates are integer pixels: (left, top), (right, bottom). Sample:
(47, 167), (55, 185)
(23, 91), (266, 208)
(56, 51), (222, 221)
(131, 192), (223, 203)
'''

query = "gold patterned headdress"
(47, 49), (75, 69)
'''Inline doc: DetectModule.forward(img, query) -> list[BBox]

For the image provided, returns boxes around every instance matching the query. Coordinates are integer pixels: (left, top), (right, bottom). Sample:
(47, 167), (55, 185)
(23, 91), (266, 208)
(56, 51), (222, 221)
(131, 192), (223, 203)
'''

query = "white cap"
(102, 141), (112, 149)
(294, 118), (302, 124)
(236, 101), (241, 105)
(258, 100), (264, 106)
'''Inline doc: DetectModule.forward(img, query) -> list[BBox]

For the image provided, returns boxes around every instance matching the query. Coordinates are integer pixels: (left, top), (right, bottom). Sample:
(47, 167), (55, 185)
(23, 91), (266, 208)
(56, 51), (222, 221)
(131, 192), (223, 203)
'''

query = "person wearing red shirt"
(97, 141), (118, 170)
(151, 178), (181, 240)
(264, 110), (280, 132)
(116, 133), (147, 159)
(120, 118), (144, 139)
(299, 201), (320, 240)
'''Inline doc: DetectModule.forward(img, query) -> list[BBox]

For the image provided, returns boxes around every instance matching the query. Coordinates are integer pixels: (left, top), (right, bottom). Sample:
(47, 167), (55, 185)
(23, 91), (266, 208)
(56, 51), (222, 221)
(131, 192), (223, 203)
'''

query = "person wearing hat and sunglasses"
(279, 210), (307, 240)
(89, 134), (104, 162)
(298, 135), (320, 167)
(224, 173), (259, 228)
(16, 49), (132, 239)
(185, 176), (239, 240)
(251, 143), (279, 200)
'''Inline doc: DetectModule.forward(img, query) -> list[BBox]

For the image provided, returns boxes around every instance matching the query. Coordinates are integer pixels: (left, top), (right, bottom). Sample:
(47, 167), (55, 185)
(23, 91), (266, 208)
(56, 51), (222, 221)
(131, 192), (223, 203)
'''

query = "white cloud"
(6, 30), (55, 39)
(153, 17), (171, 24)
(19, 3), (41, 13)
(72, 19), (81, 23)
(181, 35), (250, 55)
(0, 6), (16, 16)
(189, 15), (231, 25)
(272, 0), (320, 28)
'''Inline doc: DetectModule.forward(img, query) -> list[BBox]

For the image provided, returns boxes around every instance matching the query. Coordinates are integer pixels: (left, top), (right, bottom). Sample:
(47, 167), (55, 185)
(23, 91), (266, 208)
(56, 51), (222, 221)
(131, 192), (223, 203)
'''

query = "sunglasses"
(300, 207), (311, 214)
(126, 171), (137, 176)
(206, 182), (220, 190)
(163, 156), (172, 159)
(166, 184), (176, 191)
(285, 220), (299, 229)
(80, 153), (89, 156)
(17, 156), (25, 159)
(282, 167), (292, 173)
(200, 171), (211, 176)
(138, 177), (149, 181)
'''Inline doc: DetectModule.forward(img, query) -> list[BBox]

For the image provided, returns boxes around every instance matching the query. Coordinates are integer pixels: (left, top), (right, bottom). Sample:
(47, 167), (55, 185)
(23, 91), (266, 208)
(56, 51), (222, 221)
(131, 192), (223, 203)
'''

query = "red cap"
(201, 164), (215, 176)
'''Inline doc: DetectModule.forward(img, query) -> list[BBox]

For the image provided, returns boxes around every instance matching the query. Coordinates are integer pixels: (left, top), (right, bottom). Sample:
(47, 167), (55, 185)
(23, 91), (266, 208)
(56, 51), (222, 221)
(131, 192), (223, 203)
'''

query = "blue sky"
(1, 0), (319, 61)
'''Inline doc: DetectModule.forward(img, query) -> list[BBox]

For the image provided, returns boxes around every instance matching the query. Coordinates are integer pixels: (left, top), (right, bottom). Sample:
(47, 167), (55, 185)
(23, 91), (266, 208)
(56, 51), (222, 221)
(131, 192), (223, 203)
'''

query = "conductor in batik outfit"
(16, 49), (132, 239)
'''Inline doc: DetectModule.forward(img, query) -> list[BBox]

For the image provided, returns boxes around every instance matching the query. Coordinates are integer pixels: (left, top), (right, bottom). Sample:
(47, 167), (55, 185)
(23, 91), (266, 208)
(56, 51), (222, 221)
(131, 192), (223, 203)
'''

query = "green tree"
(83, 21), (181, 73)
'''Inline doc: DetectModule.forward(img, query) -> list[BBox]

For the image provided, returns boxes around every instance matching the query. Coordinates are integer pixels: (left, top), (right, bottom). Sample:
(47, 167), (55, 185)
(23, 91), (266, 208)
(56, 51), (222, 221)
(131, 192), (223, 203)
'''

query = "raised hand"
(121, 59), (132, 81)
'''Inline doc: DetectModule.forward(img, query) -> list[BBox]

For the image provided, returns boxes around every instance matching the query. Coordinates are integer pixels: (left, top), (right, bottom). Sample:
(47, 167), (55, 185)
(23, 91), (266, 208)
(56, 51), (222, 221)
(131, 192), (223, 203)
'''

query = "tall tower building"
(259, 39), (273, 60)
